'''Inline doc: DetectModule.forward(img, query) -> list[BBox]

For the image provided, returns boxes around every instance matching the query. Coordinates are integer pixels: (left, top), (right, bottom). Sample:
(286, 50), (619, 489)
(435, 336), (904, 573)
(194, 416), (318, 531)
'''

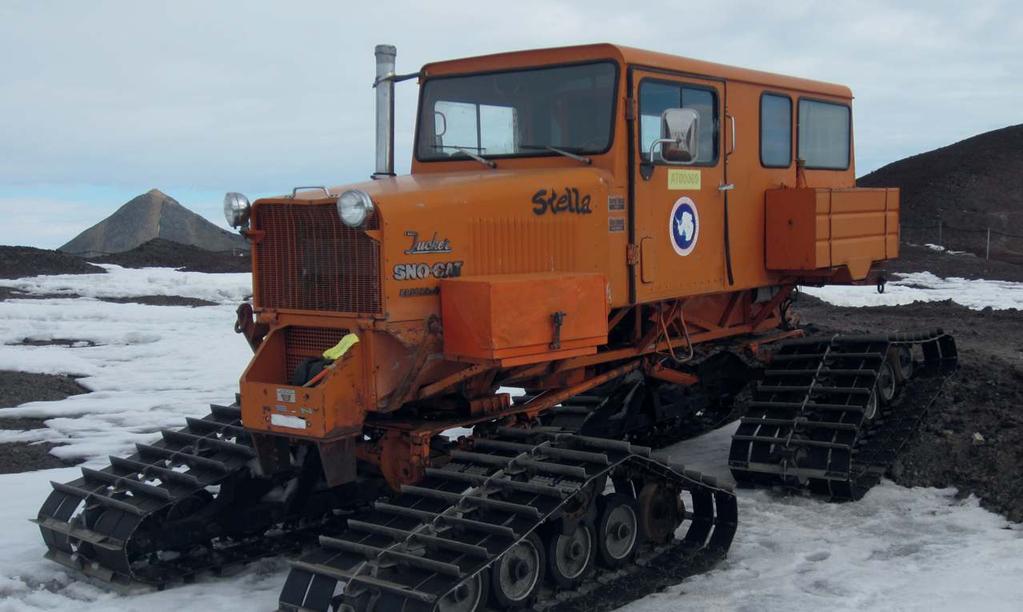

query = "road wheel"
(437, 571), (487, 612)
(490, 533), (544, 609)
(596, 494), (639, 567)
(637, 482), (682, 544)
(875, 360), (897, 407)
(891, 346), (915, 383)
(546, 522), (594, 588)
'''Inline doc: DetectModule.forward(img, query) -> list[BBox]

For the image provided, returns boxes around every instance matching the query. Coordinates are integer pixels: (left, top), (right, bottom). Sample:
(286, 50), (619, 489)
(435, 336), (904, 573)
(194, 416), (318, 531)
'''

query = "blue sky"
(1, 0), (1020, 248)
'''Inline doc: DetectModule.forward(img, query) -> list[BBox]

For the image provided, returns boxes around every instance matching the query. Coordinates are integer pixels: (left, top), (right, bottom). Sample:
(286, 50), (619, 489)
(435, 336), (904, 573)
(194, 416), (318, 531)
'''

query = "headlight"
(223, 192), (251, 228)
(337, 190), (375, 227)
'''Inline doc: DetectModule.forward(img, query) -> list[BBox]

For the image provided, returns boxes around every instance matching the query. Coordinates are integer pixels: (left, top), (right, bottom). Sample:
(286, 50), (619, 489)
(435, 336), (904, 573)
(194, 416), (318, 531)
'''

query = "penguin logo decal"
(669, 196), (699, 256)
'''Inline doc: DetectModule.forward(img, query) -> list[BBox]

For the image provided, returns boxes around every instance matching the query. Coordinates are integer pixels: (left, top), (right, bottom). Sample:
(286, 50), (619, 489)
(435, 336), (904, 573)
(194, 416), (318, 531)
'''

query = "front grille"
(285, 326), (349, 382)
(255, 203), (382, 314)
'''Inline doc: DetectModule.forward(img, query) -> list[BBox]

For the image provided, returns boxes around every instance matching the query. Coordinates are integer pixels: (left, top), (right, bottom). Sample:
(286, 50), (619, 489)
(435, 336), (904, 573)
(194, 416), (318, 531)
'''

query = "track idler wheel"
(596, 494), (639, 567)
(546, 522), (595, 588)
(892, 346), (915, 382)
(637, 482), (682, 544)
(490, 533), (544, 609)
(436, 572), (488, 612)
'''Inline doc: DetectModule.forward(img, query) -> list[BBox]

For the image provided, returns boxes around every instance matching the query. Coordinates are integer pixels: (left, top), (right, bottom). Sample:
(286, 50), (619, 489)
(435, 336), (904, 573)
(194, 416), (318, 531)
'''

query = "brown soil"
(97, 295), (218, 307)
(0, 245), (105, 279)
(91, 238), (250, 273)
(0, 371), (89, 473)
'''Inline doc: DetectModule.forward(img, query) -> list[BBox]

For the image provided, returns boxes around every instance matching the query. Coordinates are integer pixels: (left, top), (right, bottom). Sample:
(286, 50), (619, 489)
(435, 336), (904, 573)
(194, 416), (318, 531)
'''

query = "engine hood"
(333, 166), (614, 219)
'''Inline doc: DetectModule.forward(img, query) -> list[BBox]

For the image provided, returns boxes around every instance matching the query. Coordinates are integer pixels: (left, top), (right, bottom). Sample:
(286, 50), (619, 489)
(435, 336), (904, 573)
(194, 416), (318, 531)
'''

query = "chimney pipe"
(373, 44), (397, 178)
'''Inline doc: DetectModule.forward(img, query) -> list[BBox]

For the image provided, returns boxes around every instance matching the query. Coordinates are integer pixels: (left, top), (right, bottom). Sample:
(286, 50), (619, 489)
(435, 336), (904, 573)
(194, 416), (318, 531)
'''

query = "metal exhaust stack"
(373, 44), (397, 178)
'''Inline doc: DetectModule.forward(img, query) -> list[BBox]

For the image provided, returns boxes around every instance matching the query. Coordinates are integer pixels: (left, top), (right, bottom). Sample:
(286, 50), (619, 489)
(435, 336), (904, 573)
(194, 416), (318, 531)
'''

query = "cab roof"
(420, 43), (852, 99)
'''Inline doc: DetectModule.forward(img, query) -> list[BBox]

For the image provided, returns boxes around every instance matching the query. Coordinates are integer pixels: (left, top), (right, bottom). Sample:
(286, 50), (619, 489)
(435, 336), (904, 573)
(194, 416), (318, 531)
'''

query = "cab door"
(631, 70), (727, 301)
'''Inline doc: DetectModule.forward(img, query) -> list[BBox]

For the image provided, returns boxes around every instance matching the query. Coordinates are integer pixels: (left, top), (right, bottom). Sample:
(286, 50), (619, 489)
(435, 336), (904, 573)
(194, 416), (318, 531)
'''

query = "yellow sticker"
(667, 168), (701, 190)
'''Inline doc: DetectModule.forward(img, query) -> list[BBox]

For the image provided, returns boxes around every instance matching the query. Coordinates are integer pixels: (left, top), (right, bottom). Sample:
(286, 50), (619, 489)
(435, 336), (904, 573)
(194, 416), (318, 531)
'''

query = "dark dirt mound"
(0, 371), (90, 409)
(889, 243), (1023, 283)
(892, 354), (1023, 523)
(0, 442), (75, 474)
(7, 338), (97, 347)
(0, 287), (83, 301)
(858, 124), (1023, 222)
(91, 238), (250, 273)
(792, 295), (1023, 521)
(0, 245), (105, 279)
(97, 294), (218, 307)
(0, 370), (89, 473)
(858, 124), (1023, 258)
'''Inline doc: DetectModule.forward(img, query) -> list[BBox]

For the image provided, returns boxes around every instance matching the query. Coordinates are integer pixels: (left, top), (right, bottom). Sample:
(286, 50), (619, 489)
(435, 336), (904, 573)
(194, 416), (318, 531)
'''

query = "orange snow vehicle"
(37, 44), (956, 611)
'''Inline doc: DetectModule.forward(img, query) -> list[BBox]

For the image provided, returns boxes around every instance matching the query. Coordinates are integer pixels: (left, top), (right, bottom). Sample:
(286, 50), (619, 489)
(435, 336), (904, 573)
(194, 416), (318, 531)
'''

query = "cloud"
(0, 0), (1020, 243)
(0, 196), (106, 249)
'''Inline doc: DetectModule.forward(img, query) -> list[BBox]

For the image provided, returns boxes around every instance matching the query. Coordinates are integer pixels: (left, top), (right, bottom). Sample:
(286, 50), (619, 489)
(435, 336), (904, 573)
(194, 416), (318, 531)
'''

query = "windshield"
(416, 62), (617, 161)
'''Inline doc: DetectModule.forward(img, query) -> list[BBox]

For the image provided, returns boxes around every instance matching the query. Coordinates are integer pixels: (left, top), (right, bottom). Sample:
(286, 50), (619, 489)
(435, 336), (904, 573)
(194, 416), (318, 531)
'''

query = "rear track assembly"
(728, 331), (958, 500)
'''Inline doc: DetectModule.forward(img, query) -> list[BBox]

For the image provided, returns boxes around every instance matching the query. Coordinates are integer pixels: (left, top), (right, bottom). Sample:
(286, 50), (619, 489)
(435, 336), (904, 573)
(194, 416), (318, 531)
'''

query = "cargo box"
(765, 187), (899, 280)
(441, 273), (608, 366)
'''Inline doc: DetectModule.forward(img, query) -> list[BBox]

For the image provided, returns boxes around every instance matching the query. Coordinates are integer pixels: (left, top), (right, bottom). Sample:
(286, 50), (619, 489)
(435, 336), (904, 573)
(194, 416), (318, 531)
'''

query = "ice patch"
(924, 243), (970, 256)
(0, 264), (251, 303)
(803, 272), (1023, 310)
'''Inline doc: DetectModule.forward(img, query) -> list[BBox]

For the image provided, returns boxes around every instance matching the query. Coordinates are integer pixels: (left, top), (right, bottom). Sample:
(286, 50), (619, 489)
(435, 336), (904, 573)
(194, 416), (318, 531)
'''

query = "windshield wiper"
(454, 148), (496, 169)
(519, 144), (592, 165)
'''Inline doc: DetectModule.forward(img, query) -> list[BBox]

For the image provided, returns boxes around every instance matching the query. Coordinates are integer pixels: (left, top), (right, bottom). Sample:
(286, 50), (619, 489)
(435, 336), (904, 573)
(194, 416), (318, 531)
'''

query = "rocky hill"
(858, 124), (1023, 257)
(59, 189), (248, 255)
(92, 238), (250, 273)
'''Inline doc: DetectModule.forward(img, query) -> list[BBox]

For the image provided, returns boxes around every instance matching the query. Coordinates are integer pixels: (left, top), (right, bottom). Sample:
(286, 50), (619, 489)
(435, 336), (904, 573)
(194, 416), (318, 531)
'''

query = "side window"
(639, 81), (718, 164)
(798, 99), (850, 169)
(433, 100), (518, 156)
(760, 94), (792, 167)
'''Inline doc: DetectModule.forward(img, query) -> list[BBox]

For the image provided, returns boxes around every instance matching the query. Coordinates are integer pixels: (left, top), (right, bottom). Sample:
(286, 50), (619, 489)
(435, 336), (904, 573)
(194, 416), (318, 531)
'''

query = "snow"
(803, 272), (1023, 311)
(0, 264), (252, 303)
(0, 266), (1021, 610)
(924, 243), (970, 256)
(629, 424), (1023, 612)
(0, 266), (252, 461)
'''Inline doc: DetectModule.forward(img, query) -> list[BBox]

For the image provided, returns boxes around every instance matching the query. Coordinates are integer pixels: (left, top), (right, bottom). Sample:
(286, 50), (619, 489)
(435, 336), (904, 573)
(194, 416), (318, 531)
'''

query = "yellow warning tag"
(667, 168), (701, 190)
(322, 333), (360, 360)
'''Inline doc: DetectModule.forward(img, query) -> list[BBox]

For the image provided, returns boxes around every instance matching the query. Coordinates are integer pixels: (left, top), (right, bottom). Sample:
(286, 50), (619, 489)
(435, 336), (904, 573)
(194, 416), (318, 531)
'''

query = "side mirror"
(660, 108), (700, 163)
(433, 111), (447, 151)
(641, 108), (700, 180)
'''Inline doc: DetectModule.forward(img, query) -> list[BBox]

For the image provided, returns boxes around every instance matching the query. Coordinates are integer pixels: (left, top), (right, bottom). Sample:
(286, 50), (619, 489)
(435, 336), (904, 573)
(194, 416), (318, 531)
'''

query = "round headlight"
(223, 192), (251, 228)
(337, 190), (375, 227)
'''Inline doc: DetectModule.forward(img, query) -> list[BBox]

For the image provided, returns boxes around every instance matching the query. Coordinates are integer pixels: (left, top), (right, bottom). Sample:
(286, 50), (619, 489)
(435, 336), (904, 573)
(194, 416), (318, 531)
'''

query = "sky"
(1, 0), (1020, 248)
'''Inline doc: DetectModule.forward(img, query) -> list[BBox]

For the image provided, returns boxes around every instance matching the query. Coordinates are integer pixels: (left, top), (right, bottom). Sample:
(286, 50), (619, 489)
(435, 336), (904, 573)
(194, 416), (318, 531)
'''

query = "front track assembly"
(35, 403), (312, 588)
(728, 331), (958, 500)
(279, 428), (737, 611)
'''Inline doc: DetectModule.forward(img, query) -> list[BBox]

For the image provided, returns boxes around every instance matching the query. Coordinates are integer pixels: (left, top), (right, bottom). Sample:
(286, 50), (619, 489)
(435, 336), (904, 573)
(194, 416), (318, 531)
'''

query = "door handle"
(726, 113), (736, 155)
(718, 183), (735, 191)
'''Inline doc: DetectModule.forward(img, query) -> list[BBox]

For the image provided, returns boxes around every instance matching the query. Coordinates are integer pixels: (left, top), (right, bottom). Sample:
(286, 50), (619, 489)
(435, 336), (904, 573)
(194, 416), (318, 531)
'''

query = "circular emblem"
(668, 197), (699, 256)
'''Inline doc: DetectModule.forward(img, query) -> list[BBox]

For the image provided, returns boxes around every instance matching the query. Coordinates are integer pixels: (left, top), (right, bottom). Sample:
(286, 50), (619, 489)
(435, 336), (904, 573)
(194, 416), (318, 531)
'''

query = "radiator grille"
(285, 326), (350, 381)
(255, 203), (382, 313)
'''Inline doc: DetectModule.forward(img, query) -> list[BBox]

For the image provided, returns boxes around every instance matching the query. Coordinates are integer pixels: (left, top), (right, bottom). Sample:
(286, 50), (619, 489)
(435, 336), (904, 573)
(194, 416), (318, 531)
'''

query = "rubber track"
(728, 331), (958, 500)
(278, 428), (737, 611)
(35, 403), (294, 587)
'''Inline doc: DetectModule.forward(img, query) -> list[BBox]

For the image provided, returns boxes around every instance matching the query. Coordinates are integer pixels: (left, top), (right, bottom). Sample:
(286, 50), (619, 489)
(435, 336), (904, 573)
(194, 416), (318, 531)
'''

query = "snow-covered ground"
(803, 271), (1023, 310)
(0, 266), (1021, 611)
